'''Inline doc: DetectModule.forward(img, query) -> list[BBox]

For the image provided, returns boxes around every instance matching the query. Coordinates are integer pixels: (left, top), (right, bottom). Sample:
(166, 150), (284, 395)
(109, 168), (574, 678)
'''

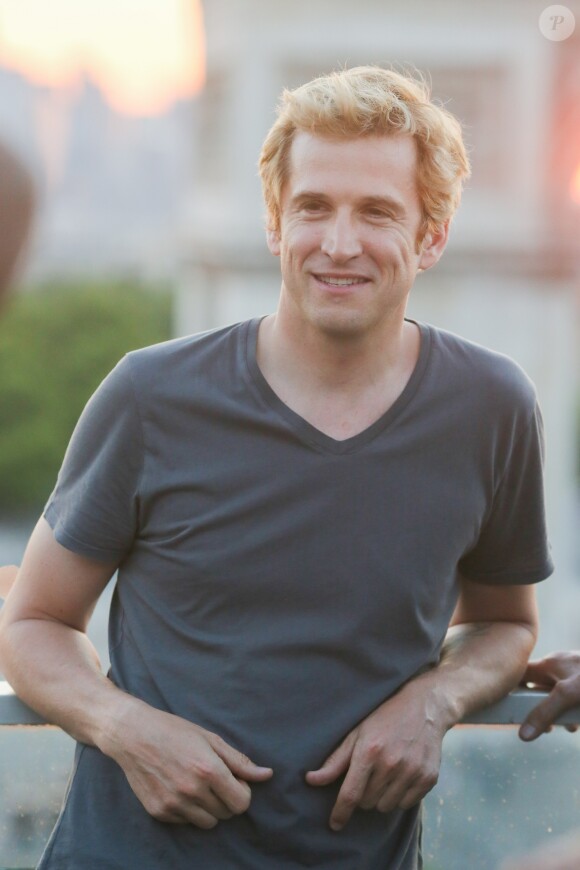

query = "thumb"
(306, 731), (356, 786)
(518, 692), (564, 741)
(212, 738), (273, 782)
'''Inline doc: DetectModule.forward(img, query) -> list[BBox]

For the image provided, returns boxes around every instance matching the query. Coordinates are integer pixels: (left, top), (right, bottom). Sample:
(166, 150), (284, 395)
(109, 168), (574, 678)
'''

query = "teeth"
(319, 276), (365, 285)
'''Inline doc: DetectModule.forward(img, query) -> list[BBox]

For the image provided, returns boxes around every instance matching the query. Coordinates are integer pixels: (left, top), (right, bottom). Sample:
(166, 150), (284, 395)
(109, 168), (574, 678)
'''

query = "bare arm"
(306, 576), (538, 831)
(0, 565), (18, 599)
(518, 651), (580, 740)
(0, 518), (272, 828)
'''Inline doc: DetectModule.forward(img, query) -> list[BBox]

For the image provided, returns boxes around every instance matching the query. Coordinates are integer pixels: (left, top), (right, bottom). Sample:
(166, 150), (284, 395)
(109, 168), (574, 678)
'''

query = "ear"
(418, 221), (450, 271)
(266, 227), (281, 257)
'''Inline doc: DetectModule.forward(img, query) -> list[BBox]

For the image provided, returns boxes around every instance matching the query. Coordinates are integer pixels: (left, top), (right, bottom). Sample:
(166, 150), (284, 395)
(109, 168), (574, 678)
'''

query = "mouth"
(314, 274), (369, 289)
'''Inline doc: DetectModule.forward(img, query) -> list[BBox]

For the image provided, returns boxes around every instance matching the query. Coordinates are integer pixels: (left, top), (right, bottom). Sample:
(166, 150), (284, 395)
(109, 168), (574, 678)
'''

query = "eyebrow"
(290, 190), (407, 214)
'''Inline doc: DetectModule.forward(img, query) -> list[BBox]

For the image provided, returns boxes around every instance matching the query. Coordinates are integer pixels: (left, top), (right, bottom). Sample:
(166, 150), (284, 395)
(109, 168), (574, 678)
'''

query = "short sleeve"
(44, 355), (143, 563)
(458, 401), (554, 585)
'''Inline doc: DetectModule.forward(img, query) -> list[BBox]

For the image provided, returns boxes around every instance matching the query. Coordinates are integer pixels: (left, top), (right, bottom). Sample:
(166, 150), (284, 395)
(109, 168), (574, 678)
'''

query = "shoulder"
(124, 319), (251, 375)
(119, 320), (253, 393)
(425, 323), (538, 417)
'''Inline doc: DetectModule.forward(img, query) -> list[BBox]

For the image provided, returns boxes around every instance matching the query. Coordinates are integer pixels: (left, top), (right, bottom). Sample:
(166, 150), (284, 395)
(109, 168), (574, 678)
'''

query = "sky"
(0, 0), (205, 115)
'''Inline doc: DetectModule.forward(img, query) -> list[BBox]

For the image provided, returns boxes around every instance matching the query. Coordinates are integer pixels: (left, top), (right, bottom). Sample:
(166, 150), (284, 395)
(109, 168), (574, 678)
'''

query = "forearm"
(403, 620), (537, 730)
(306, 584), (539, 824)
(0, 616), (135, 750)
(0, 616), (272, 827)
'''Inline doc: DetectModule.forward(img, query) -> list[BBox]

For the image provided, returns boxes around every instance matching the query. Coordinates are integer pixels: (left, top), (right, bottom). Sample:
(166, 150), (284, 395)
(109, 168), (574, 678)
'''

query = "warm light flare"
(0, 0), (205, 116)
(571, 163), (580, 205)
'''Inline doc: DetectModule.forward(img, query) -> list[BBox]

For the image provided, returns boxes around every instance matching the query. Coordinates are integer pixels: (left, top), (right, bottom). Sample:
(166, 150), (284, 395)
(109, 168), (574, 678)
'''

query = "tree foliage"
(0, 281), (172, 517)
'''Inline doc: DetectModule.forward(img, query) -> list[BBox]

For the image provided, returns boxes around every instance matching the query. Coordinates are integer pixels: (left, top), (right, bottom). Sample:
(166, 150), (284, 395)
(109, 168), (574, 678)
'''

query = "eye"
(298, 199), (328, 215)
(365, 207), (393, 220)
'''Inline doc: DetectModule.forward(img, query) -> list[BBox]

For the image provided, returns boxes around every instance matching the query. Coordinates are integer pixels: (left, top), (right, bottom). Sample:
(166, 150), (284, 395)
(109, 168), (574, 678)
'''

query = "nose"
(320, 211), (363, 262)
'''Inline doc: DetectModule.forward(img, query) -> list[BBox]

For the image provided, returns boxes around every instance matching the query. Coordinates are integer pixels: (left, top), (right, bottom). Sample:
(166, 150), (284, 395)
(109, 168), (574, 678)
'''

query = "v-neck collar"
(244, 316), (431, 455)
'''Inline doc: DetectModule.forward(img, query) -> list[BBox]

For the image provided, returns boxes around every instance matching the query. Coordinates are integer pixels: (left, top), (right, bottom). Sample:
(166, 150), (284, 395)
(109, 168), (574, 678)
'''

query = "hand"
(102, 698), (273, 828)
(518, 651), (580, 741)
(0, 565), (18, 599)
(499, 829), (580, 870)
(305, 683), (445, 831)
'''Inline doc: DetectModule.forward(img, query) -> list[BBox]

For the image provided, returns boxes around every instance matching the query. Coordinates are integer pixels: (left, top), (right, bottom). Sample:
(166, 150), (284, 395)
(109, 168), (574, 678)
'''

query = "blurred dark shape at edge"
(0, 140), (36, 305)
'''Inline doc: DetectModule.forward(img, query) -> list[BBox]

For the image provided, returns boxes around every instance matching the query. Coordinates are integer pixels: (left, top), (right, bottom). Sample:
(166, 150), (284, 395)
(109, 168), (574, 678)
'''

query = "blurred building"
(177, 0), (580, 648)
(0, 66), (194, 283)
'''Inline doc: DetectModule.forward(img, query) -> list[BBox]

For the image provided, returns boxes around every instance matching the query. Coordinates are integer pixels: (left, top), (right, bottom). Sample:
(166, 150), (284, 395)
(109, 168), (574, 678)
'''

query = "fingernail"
(519, 724), (536, 740)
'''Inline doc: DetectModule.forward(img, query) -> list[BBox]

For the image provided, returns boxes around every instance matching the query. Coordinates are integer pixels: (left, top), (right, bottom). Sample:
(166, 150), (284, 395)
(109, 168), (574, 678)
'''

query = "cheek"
(376, 231), (419, 265)
(283, 228), (322, 261)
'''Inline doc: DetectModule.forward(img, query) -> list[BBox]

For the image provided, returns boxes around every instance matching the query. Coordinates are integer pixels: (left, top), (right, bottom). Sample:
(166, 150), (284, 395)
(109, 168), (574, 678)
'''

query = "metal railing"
(0, 681), (579, 870)
(2, 680), (580, 727)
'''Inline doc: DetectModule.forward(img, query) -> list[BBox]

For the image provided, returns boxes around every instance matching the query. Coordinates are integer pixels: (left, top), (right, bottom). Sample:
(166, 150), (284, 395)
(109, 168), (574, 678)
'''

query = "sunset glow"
(571, 163), (580, 205)
(0, 0), (205, 115)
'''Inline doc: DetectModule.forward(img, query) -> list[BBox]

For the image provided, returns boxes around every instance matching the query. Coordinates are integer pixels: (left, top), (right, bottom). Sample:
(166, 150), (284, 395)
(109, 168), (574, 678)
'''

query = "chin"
(308, 307), (377, 339)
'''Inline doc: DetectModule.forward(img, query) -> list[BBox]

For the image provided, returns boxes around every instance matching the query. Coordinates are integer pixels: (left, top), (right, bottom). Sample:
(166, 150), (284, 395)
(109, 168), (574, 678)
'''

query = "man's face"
(267, 131), (448, 340)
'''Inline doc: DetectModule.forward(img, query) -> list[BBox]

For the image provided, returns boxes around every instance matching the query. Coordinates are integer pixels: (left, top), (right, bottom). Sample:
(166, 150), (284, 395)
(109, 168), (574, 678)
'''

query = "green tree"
(0, 281), (172, 516)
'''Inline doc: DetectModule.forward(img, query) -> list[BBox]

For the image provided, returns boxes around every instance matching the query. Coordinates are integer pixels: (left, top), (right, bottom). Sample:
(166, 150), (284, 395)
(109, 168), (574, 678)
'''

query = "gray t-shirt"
(40, 318), (553, 870)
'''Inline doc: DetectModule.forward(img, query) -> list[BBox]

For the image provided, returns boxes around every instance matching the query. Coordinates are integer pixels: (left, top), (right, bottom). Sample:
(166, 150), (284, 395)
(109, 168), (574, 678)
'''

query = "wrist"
(399, 669), (464, 733)
(93, 685), (144, 759)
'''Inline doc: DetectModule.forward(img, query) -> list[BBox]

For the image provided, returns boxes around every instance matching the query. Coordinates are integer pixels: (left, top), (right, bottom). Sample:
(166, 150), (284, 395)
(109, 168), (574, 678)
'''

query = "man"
(0, 66), (552, 869)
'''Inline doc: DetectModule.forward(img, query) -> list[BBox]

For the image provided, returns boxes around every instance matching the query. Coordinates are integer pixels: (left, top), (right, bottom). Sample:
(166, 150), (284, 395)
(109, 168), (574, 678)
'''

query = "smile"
(315, 275), (368, 286)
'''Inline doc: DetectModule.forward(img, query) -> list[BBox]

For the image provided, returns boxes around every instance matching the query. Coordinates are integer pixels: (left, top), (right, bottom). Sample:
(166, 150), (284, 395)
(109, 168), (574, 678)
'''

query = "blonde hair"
(259, 65), (470, 242)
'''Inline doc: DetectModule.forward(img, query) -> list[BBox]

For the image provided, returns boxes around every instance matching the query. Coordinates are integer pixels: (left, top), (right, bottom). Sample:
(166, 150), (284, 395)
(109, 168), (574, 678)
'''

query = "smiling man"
(0, 67), (553, 870)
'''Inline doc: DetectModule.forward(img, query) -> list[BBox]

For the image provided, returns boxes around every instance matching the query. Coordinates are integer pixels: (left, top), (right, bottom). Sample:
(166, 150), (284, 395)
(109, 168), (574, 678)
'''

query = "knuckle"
(363, 739), (383, 761)
(553, 681), (575, 703)
(174, 776), (198, 799)
(192, 760), (216, 783)
(381, 753), (402, 774)
(232, 790), (252, 814)
(340, 788), (360, 808)
(196, 815), (218, 830)
(420, 770), (439, 792)
(359, 796), (376, 810)
(146, 795), (179, 821)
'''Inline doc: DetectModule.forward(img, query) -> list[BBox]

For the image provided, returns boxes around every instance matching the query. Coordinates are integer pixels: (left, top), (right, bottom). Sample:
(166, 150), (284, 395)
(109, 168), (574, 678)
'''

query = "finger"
(565, 724), (578, 733)
(200, 790), (235, 820)
(150, 800), (219, 828)
(524, 658), (551, 677)
(305, 732), (356, 787)
(177, 805), (220, 829)
(358, 766), (396, 810)
(523, 653), (579, 686)
(206, 741), (271, 815)
(519, 693), (568, 740)
(212, 736), (273, 783)
(328, 755), (374, 831)
(205, 765), (254, 815)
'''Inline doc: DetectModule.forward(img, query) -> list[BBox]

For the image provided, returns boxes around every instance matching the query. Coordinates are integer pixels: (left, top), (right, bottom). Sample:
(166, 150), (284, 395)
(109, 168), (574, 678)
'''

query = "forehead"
(284, 131), (420, 203)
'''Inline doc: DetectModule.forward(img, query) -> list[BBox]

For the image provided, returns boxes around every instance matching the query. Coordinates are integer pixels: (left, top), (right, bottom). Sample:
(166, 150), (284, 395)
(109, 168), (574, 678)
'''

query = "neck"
(257, 308), (415, 397)
(256, 310), (421, 441)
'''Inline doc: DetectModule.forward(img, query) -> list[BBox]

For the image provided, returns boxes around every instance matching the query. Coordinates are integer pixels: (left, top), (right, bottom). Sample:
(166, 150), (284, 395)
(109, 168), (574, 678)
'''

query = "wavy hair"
(259, 65), (470, 244)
